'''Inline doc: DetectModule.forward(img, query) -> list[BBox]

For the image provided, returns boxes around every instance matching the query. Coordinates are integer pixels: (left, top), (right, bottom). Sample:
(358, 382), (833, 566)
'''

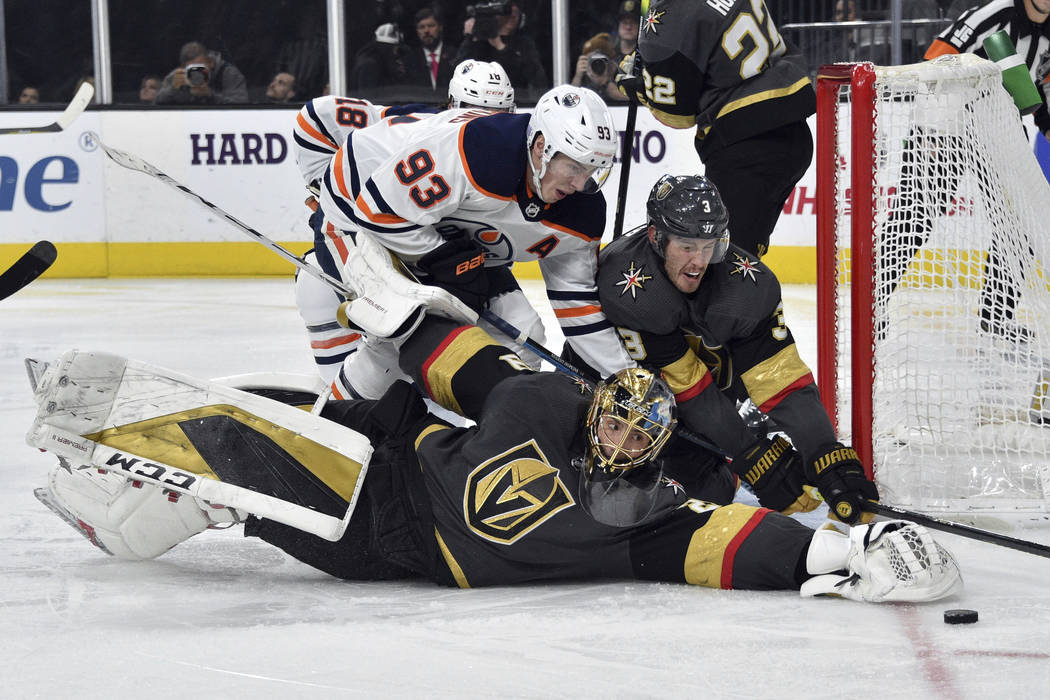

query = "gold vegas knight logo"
(464, 440), (574, 544)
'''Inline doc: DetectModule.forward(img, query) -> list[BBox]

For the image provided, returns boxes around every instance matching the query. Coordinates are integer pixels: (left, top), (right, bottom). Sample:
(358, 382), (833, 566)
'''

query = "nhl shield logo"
(560, 92), (581, 107)
(525, 202), (542, 218)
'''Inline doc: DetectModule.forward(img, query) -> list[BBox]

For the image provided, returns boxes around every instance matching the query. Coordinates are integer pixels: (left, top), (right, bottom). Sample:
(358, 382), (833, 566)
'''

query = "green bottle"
(983, 30), (1042, 115)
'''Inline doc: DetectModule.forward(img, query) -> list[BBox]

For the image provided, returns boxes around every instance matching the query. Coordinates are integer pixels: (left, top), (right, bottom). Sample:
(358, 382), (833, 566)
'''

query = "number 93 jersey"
(637, 0), (815, 157)
(318, 108), (633, 377)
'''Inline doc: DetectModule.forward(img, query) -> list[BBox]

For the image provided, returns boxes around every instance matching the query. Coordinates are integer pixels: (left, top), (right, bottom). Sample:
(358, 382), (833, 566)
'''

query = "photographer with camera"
(155, 41), (248, 105)
(454, 1), (547, 99)
(571, 33), (626, 104)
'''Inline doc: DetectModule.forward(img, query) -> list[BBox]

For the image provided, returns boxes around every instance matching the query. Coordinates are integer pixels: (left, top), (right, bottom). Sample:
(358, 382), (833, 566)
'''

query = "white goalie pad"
(801, 520), (963, 603)
(36, 461), (244, 560)
(335, 227), (478, 339)
(26, 351), (374, 541)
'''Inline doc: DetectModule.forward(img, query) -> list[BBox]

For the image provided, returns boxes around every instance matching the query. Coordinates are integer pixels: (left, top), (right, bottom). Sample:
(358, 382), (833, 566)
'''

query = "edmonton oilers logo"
(462, 62), (474, 74)
(560, 92), (580, 107)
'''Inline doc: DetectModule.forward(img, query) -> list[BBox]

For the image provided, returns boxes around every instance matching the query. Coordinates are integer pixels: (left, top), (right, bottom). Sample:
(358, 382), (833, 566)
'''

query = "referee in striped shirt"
(879, 0), (1050, 343)
(927, 0), (1050, 138)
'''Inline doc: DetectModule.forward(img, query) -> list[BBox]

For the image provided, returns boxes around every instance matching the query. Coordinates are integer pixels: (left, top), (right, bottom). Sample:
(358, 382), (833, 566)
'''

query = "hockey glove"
(732, 436), (822, 514)
(807, 442), (879, 525)
(614, 51), (646, 104)
(416, 238), (490, 313)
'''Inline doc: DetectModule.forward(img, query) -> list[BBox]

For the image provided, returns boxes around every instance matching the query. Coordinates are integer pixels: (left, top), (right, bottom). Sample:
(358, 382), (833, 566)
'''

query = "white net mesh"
(827, 54), (1050, 515)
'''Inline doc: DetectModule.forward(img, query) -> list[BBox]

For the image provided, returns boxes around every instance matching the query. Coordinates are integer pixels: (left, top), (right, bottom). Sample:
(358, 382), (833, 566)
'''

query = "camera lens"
(589, 54), (610, 74)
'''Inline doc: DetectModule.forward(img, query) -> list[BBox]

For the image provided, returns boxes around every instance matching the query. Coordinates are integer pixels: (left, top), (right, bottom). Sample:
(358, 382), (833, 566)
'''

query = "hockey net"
(816, 54), (1050, 517)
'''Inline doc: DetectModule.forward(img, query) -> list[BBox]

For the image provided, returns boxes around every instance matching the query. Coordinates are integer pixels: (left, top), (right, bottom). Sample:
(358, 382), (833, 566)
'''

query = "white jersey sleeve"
(293, 96), (390, 188)
(540, 251), (635, 378)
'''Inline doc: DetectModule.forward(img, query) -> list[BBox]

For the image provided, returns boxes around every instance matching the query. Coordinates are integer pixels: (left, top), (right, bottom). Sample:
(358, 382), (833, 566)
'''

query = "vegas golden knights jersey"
(382, 316), (815, 590)
(637, 0), (815, 157)
(596, 229), (837, 463)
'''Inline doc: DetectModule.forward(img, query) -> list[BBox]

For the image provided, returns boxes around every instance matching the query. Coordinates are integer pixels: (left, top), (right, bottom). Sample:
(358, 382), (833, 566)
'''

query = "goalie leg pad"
(39, 463), (245, 560)
(332, 227), (479, 340)
(800, 520), (963, 603)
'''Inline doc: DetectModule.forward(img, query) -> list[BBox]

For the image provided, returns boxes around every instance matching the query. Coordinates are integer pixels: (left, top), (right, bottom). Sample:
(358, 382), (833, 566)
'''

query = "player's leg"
(701, 120), (812, 257)
(294, 250), (362, 385)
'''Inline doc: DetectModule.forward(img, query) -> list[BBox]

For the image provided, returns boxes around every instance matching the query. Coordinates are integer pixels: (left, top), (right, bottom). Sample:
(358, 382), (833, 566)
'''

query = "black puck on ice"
(943, 609), (978, 624)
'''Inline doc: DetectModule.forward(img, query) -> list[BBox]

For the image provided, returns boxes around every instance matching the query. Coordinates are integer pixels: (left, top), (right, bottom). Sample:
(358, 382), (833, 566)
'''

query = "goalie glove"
(801, 521), (963, 603)
(732, 436), (822, 515)
(807, 442), (879, 525)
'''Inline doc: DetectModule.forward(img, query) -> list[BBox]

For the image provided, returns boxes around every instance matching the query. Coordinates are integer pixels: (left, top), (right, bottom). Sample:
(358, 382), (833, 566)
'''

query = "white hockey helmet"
(448, 59), (516, 111)
(526, 85), (617, 195)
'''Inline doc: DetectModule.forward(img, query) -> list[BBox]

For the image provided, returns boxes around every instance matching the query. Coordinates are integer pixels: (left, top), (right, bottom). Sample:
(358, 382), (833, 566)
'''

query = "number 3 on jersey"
(394, 149), (451, 209)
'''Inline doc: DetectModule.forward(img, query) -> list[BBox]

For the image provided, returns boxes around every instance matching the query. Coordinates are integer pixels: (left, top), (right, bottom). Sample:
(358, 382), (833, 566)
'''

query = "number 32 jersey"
(316, 108), (633, 376)
(637, 0), (814, 158)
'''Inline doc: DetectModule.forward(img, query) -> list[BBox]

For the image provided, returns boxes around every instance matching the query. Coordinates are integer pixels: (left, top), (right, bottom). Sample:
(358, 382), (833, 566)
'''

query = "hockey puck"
(943, 609), (978, 624)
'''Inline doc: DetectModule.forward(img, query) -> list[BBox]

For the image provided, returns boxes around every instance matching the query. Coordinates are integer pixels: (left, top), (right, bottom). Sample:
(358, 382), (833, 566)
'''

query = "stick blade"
(0, 241), (58, 301)
(55, 82), (95, 131)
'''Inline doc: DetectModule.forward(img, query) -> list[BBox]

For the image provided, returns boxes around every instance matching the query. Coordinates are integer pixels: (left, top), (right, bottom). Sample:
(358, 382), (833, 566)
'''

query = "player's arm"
(728, 303), (878, 523)
(540, 245), (635, 378)
(923, 7), (983, 59)
(399, 316), (534, 420)
(637, 52), (703, 129)
(624, 326), (753, 454)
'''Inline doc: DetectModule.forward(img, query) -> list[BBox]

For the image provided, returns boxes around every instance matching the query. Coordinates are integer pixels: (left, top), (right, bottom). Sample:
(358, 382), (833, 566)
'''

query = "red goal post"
(814, 55), (1050, 516)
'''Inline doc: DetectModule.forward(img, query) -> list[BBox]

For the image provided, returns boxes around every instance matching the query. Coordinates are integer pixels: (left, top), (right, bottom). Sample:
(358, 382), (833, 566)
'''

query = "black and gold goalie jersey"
(392, 317), (814, 590)
(596, 230), (836, 463)
(637, 0), (815, 157)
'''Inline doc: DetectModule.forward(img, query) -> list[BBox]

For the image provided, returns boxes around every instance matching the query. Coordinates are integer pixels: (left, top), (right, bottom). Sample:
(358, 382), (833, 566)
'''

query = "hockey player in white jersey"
(302, 82), (634, 400)
(292, 60), (529, 398)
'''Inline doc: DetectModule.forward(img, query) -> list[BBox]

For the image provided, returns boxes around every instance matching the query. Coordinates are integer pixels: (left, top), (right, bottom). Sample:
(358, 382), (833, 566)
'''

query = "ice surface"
(2, 279), (1048, 699)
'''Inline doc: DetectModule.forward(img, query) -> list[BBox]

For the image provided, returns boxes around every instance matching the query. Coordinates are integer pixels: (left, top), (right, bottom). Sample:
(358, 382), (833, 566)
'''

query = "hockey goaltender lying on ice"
(23, 336), (962, 604)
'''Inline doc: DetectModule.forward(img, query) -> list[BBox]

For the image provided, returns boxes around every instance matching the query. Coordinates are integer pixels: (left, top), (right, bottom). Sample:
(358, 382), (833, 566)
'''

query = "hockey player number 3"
(395, 149), (450, 209)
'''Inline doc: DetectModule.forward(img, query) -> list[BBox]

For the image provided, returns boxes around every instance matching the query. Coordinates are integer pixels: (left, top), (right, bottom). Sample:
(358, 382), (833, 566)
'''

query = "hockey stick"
(97, 139), (737, 459)
(611, 98), (638, 241)
(0, 82), (94, 135)
(0, 241), (57, 301)
(864, 502), (1050, 559)
(99, 142), (355, 297)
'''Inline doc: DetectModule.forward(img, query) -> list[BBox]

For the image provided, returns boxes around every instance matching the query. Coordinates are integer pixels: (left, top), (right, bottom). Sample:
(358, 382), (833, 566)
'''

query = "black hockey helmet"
(646, 174), (730, 262)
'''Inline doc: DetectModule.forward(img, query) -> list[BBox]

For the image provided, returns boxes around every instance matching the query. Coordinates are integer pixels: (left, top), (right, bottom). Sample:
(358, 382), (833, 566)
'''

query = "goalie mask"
(647, 174), (730, 262)
(526, 85), (617, 196)
(448, 59), (516, 112)
(579, 368), (676, 527)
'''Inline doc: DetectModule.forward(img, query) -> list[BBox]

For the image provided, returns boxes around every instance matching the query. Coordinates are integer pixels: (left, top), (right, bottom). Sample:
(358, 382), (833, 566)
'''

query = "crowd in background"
(3, 0), (973, 107)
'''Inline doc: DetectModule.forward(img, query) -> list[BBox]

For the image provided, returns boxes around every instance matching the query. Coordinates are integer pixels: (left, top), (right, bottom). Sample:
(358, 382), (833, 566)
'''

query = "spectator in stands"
(138, 75), (161, 104)
(264, 71), (298, 102)
(611, 1), (640, 63)
(352, 23), (410, 91)
(403, 7), (458, 96)
(454, 0), (548, 98)
(18, 86), (40, 104)
(570, 33), (626, 103)
(155, 41), (249, 105)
